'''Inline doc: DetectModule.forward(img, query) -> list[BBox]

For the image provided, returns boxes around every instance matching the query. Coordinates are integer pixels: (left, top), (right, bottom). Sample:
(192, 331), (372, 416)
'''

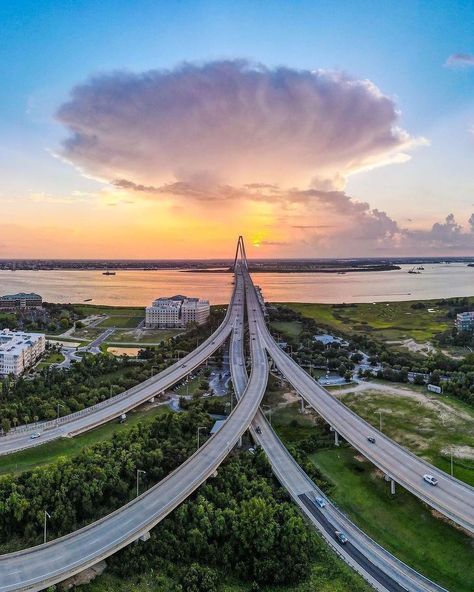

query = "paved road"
(230, 282), (446, 592)
(0, 272), (242, 457)
(243, 269), (474, 534)
(0, 266), (269, 592)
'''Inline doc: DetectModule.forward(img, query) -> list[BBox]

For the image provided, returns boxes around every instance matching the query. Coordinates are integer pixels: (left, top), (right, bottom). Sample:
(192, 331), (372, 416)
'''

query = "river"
(0, 263), (472, 305)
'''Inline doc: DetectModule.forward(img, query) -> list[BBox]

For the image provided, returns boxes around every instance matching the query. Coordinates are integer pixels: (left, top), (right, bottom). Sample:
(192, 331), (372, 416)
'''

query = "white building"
(146, 295), (210, 328)
(455, 311), (474, 332)
(0, 329), (46, 376)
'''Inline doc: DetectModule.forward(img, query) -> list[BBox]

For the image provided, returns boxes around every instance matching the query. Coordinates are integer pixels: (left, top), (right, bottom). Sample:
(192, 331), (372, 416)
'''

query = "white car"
(30, 432), (41, 440)
(314, 496), (326, 508)
(423, 474), (438, 486)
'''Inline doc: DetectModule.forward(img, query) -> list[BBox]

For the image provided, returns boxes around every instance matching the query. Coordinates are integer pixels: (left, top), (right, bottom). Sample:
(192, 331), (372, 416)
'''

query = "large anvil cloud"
(56, 60), (416, 190)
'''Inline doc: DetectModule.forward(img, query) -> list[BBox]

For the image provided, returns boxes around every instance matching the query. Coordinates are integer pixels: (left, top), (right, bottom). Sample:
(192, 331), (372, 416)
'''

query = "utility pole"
(136, 469), (146, 497)
(197, 426), (206, 450)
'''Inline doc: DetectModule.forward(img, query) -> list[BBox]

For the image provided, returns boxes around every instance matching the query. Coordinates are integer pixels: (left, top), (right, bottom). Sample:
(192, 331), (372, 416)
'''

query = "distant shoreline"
(183, 264), (401, 273)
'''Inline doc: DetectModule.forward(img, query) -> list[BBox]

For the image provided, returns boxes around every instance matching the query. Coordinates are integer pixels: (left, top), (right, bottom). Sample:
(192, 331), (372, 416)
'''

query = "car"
(30, 432), (41, 439)
(367, 436), (376, 444)
(256, 425), (262, 434)
(181, 364), (186, 368)
(248, 447), (256, 454)
(423, 474), (438, 486)
(335, 531), (348, 544)
(315, 496), (326, 508)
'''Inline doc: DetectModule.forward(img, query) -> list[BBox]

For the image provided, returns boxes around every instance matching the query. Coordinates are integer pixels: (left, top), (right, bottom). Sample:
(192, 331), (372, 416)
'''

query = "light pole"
(197, 426), (206, 450)
(44, 510), (51, 543)
(136, 469), (146, 497)
(150, 365), (159, 377)
(263, 404), (272, 426)
(56, 403), (65, 426)
(374, 410), (382, 432)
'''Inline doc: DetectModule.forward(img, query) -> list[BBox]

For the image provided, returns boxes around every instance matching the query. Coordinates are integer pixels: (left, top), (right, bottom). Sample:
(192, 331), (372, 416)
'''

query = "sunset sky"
(1, 0), (474, 259)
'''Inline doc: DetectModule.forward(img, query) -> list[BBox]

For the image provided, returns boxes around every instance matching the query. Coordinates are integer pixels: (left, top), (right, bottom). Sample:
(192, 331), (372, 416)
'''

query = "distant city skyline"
(1, 0), (474, 258)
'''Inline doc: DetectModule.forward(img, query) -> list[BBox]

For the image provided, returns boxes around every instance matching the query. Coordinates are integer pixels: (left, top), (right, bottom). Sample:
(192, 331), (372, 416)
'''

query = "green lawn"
(310, 448), (474, 592)
(0, 405), (170, 476)
(283, 300), (458, 342)
(36, 351), (64, 369)
(71, 326), (106, 341)
(97, 315), (144, 328)
(340, 389), (474, 486)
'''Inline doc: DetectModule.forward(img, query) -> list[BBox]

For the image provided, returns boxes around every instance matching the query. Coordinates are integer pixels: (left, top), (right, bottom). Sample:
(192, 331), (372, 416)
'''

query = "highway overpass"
(242, 268), (474, 534)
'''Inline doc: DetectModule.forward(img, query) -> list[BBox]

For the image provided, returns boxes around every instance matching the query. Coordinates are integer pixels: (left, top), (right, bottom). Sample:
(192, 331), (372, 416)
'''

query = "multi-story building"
(146, 295), (210, 328)
(0, 292), (42, 311)
(455, 311), (474, 332)
(0, 329), (46, 376)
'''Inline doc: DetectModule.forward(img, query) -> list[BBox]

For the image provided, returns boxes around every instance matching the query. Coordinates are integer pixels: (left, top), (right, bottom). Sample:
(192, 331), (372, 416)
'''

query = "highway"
(242, 269), (474, 534)
(231, 278), (447, 592)
(0, 272), (242, 457)
(0, 266), (268, 592)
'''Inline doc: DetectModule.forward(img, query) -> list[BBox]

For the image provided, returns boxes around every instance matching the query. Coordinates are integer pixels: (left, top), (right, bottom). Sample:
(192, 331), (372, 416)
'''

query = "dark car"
(367, 436), (376, 444)
(256, 425), (262, 434)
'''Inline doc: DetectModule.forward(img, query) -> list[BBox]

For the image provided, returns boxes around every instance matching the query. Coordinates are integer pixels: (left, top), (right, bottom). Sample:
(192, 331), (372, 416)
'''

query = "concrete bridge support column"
(390, 479), (396, 495)
(149, 396), (155, 403)
(238, 435), (243, 447)
(300, 397), (305, 414)
(334, 430), (339, 447)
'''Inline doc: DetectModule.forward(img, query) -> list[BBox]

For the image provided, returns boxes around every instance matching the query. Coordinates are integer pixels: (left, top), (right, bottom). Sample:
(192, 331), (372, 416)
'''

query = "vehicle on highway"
(423, 474), (438, 486)
(335, 530), (348, 544)
(30, 432), (41, 439)
(118, 413), (127, 424)
(314, 496), (326, 508)
(181, 364), (186, 368)
(367, 436), (376, 444)
(256, 425), (262, 434)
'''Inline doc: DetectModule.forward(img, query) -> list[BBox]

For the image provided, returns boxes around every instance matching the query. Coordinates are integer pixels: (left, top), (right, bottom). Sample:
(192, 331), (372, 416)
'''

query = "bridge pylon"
(232, 236), (248, 271)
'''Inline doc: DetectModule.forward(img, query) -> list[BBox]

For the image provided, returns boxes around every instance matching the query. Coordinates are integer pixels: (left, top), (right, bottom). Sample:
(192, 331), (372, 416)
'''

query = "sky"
(1, 0), (474, 259)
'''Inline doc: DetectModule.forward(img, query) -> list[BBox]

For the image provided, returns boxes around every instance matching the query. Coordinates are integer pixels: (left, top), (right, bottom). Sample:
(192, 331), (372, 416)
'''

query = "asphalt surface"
(0, 275), (241, 457)
(0, 266), (269, 592)
(243, 269), (474, 534)
(231, 277), (447, 592)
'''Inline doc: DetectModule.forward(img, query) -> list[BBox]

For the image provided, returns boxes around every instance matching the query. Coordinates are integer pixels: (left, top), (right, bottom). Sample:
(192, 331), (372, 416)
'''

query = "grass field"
(97, 315), (144, 328)
(340, 388), (474, 486)
(310, 448), (473, 592)
(0, 405), (170, 476)
(271, 320), (303, 339)
(74, 304), (145, 317)
(284, 300), (456, 342)
(105, 328), (180, 344)
(71, 326), (105, 341)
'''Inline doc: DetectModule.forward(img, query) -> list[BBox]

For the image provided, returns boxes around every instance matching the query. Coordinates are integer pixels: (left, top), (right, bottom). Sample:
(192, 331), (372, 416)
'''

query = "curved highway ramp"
(0, 272), (268, 592)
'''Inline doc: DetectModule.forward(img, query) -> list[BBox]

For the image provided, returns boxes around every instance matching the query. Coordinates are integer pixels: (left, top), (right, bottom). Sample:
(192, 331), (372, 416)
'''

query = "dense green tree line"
(0, 401), (330, 589)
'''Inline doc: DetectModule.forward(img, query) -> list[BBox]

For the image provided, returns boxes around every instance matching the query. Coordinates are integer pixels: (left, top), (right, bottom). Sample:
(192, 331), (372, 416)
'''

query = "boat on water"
(102, 271), (116, 276)
(408, 266), (421, 274)
(83, 298), (93, 302)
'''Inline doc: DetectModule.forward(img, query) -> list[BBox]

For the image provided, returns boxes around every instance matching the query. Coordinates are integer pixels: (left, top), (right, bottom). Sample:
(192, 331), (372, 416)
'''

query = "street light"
(262, 404), (272, 426)
(56, 403), (65, 426)
(374, 410), (382, 432)
(136, 469), (146, 497)
(197, 426), (206, 450)
(44, 510), (51, 543)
